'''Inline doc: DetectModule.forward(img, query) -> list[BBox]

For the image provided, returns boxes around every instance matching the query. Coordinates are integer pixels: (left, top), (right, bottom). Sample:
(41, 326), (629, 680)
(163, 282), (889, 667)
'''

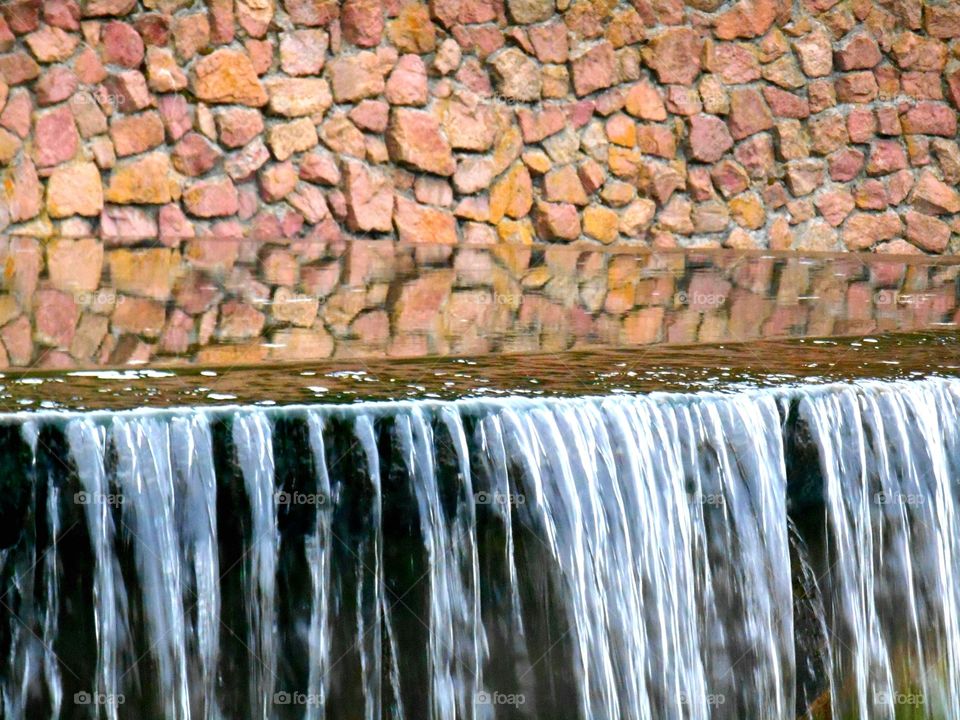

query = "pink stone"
(4, 157), (41, 222)
(112, 297), (166, 338)
(215, 107), (263, 148)
(341, 0), (383, 47)
(709, 43), (762, 84)
(101, 70), (152, 112)
(386, 108), (455, 176)
(288, 183), (329, 224)
(102, 21), (145, 68)
(734, 133), (776, 177)
(925, 4), (960, 39)
(835, 33), (882, 70)
(710, 159), (750, 197)
(528, 18), (567, 63)
(688, 114), (734, 163)
(172, 132), (222, 176)
(666, 86), (702, 116)
(100, 206), (158, 242)
(1, 89), (32, 138)
(385, 54), (427, 105)
(854, 179), (888, 209)
(343, 159), (394, 232)
(793, 29), (833, 78)
(571, 41), (616, 97)
(300, 151), (340, 185)
(715, 0), (777, 40)
(625, 81), (667, 121)
(644, 28), (702, 85)
(160, 309), (193, 354)
(110, 111), (164, 157)
(44, 0), (80, 31)
(25, 27), (79, 63)
(328, 50), (385, 103)
(815, 189), (855, 226)
(279, 28), (328, 75)
(0, 52), (39, 85)
(1, 316), (32, 365)
(35, 289), (78, 348)
(534, 201), (581, 240)
(349, 99), (390, 133)
(451, 25), (504, 60)
(217, 300), (265, 341)
(34, 105), (77, 167)
(866, 140), (908, 176)
(911, 170), (960, 214)
(183, 178), (239, 218)
(901, 102), (957, 137)
(887, 169), (915, 204)
(75, 46), (107, 84)
(208, 0), (235, 45)
(835, 72), (879, 104)
(35, 66), (76, 106)
(847, 107), (876, 143)
(518, 107), (566, 143)
(394, 195), (457, 244)
(842, 211), (903, 251)
(158, 204), (194, 243)
(905, 209), (950, 252)
(637, 124), (676, 158)
(727, 88), (773, 140)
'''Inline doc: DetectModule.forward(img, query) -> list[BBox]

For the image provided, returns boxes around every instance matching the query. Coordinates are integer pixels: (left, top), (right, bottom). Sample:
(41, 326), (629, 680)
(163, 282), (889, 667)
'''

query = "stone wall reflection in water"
(0, 243), (958, 370)
(2, 378), (960, 718)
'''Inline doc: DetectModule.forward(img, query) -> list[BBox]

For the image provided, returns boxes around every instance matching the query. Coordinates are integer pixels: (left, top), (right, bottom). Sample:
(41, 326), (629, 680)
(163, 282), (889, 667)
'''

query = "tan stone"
(190, 48), (267, 106)
(269, 328), (334, 361)
(271, 286), (320, 327)
(46, 162), (103, 218)
(267, 118), (319, 161)
(47, 238), (103, 294)
(386, 108), (455, 175)
(394, 196), (458, 244)
(107, 248), (180, 301)
(105, 153), (178, 205)
(583, 205), (619, 243)
(490, 163), (533, 222)
(265, 78), (332, 118)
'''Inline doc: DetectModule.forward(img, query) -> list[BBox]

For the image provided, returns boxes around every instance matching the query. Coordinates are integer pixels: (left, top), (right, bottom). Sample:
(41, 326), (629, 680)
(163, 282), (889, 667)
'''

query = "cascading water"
(0, 378), (958, 719)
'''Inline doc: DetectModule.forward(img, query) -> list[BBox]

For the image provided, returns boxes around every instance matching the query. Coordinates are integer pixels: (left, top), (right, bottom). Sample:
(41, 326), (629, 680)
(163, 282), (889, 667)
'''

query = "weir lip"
(0, 329), (955, 413)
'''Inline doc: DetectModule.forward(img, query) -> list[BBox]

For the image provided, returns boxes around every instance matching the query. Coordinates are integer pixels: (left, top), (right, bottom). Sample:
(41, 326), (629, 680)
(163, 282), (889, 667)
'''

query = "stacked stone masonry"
(1, 0), (960, 253)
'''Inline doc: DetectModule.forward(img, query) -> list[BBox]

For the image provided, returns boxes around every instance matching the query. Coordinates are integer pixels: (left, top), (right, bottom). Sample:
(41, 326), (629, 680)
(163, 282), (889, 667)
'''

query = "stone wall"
(1, 1), (960, 253)
(0, 237), (956, 369)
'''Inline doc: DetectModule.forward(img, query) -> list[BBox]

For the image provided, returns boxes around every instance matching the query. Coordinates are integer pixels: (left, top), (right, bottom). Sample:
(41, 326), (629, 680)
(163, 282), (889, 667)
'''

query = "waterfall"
(0, 378), (958, 719)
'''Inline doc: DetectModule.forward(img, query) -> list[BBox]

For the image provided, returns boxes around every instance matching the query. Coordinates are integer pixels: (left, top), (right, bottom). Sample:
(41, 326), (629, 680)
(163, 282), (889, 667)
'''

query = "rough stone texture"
(0, 0), (957, 265)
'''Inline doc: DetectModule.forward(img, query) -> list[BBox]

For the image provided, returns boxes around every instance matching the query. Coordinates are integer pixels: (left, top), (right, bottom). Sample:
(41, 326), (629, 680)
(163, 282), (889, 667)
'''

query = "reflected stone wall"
(0, 238), (955, 369)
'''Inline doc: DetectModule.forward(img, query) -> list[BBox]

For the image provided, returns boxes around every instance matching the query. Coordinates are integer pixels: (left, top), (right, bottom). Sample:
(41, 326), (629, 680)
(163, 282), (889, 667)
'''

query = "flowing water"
(1, 377), (959, 719)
